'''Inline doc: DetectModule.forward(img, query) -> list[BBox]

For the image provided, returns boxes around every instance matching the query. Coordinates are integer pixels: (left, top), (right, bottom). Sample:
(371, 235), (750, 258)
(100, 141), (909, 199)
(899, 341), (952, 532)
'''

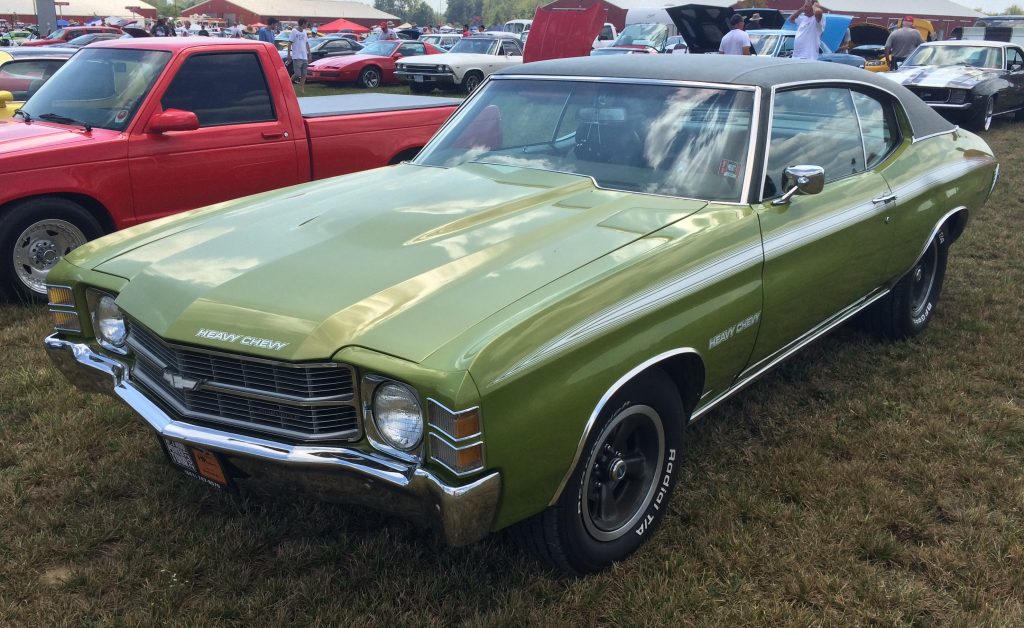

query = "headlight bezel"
(365, 377), (424, 455)
(85, 288), (128, 354)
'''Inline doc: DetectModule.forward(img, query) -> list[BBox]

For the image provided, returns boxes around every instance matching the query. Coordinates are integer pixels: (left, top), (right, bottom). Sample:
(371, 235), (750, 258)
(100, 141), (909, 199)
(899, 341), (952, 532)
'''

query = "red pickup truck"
(0, 38), (460, 300)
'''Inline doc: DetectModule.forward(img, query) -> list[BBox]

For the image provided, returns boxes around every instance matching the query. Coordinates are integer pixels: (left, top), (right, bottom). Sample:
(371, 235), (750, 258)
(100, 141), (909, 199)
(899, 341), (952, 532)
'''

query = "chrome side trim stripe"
(494, 243), (763, 384)
(692, 289), (892, 421)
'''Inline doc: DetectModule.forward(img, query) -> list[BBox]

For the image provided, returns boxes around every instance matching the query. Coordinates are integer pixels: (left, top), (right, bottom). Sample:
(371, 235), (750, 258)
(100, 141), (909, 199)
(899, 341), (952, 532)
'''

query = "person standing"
(151, 18), (172, 37)
(381, 21), (398, 40)
(788, 1), (827, 60)
(885, 16), (924, 70)
(719, 14), (751, 56)
(258, 17), (278, 43)
(286, 17), (312, 94)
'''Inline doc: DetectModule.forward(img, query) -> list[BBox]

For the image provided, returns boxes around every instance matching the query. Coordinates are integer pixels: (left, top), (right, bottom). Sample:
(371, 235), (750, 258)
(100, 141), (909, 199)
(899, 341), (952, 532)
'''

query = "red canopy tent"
(317, 18), (370, 34)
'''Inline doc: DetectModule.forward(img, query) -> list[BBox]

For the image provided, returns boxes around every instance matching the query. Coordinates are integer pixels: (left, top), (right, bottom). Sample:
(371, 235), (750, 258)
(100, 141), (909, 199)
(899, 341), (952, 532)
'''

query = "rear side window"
(852, 91), (901, 169)
(764, 87), (864, 199)
(161, 52), (275, 127)
(0, 59), (64, 100)
(501, 40), (521, 55)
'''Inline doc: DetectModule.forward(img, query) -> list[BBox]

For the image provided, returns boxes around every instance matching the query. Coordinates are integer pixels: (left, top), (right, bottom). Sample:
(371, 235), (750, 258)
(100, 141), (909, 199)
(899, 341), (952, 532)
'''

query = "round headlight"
(436, 64), (444, 71)
(372, 382), (423, 450)
(95, 294), (126, 347)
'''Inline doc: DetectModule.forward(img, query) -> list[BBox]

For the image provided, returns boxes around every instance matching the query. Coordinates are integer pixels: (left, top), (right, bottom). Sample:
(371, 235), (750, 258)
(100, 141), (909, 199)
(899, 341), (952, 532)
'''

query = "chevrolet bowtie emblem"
(162, 368), (201, 392)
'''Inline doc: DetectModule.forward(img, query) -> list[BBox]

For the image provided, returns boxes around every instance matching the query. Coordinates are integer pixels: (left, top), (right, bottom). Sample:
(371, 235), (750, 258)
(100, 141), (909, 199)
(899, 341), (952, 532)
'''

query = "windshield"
(416, 79), (754, 202)
(449, 38), (498, 54)
(613, 24), (668, 51)
(359, 41), (399, 56)
(905, 45), (1002, 69)
(48, 29), (66, 39)
(749, 33), (782, 56)
(21, 48), (170, 132)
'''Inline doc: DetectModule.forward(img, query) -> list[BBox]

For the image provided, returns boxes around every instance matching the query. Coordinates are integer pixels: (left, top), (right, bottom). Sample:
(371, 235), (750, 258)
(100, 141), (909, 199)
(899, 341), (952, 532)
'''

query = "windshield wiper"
(38, 112), (92, 132)
(13, 109), (31, 122)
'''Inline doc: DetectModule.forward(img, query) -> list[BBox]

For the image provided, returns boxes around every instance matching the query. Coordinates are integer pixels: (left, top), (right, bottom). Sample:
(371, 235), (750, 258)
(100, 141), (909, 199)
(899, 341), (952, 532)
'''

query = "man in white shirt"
(719, 14), (751, 56)
(788, 0), (827, 60)
(286, 17), (312, 94)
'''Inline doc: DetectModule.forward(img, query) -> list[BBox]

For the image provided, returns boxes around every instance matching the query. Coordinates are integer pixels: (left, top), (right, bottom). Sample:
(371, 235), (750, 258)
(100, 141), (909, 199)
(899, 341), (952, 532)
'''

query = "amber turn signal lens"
(455, 443), (483, 469)
(47, 285), (75, 307)
(49, 309), (81, 332)
(428, 401), (481, 440)
(429, 434), (484, 475)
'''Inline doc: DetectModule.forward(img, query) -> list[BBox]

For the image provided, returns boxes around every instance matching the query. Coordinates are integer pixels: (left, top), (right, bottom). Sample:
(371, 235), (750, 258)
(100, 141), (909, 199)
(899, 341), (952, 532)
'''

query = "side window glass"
(764, 87), (864, 200)
(161, 53), (275, 127)
(852, 91), (901, 169)
(1007, 48), (1023, 69)
(780, 36), (794, 57)
(502, 40), (519, 55)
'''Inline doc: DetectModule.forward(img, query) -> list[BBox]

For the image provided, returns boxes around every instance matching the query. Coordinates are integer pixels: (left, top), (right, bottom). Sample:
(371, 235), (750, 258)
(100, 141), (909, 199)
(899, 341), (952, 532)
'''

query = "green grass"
(1, 121), (1023, 625)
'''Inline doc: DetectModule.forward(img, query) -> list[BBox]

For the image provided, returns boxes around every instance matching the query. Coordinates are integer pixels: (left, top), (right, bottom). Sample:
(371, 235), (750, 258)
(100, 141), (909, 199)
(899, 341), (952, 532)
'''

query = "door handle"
(261, 131), (284, 140)
(872, 194), (897, 205)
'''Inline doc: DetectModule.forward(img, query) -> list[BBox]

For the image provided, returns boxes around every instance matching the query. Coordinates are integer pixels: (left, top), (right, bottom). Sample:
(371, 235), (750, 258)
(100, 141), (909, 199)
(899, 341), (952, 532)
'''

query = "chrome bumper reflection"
(44, 334), (501, 546)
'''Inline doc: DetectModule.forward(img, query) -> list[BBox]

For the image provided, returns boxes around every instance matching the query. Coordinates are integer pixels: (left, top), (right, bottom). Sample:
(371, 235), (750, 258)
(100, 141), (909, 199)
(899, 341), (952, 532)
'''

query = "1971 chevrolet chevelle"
(44, 56), (998, 574)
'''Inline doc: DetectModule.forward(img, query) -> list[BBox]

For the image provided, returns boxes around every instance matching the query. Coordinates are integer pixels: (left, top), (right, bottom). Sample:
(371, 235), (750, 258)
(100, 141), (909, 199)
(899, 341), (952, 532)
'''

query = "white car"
(420, 33), (462, 51)
(394, 35), (524, 94)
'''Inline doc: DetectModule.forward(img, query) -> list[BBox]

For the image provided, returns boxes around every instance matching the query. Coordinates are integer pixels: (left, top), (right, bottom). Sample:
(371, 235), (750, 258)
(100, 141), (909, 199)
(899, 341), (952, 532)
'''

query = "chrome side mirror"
(773, 165), (825, 206)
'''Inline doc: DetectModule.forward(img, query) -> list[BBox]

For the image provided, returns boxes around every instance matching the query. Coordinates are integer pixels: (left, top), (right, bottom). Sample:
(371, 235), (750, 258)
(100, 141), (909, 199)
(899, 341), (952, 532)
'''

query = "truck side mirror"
(0, 91), (13, 107)
(147, 108), (200, 134)
(773, 165), (825, 206)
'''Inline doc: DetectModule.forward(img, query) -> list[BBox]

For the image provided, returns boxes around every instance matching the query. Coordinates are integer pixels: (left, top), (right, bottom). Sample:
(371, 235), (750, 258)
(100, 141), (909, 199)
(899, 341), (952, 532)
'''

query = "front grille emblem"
(162, 368), (201, 392)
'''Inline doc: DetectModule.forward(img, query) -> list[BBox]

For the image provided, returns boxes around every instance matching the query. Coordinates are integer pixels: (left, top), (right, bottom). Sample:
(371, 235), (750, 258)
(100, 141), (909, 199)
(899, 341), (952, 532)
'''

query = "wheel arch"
(546, 347), (705, 506)
(1, 192), (115, 234)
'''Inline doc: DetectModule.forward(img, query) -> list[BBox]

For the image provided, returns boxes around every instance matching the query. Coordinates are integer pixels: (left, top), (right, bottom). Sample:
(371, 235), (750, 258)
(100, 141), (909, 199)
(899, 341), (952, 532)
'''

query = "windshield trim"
(415, 75), (761, 205)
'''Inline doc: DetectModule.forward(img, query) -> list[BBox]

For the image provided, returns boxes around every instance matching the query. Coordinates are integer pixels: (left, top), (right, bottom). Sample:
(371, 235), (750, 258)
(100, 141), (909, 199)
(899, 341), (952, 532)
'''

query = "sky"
(952, 0), (1020, 12)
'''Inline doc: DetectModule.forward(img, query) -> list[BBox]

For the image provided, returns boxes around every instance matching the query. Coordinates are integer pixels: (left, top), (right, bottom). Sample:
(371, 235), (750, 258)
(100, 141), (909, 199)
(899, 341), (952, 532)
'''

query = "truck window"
(161, 52), (275, 127)
(0, 59), (64, 100)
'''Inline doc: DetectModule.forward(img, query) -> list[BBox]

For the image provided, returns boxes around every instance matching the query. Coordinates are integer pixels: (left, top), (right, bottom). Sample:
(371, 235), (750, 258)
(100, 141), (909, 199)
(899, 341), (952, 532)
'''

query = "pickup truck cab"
(0, 38), (459, 300)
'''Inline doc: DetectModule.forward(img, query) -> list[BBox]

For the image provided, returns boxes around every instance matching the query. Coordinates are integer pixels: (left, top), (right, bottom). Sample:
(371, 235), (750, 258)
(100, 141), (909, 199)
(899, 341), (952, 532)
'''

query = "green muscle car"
(44, 56), (998, 574)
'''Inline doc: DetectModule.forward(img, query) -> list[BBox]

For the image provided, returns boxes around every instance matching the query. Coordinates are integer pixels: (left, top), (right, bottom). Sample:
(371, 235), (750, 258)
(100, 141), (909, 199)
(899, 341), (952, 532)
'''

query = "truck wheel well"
(2, 193), (115, 234)
(389, 147), (422, 165)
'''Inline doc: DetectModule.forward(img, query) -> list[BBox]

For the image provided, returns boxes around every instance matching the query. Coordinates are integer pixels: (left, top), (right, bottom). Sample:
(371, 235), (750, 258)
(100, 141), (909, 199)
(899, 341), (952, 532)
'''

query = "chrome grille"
(404, 63), (445, 72)
(127, 321), (360, 441)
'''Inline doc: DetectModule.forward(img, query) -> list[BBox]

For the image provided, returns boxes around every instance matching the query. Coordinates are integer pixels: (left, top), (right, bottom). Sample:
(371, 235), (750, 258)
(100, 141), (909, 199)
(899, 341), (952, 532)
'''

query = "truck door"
(127, 49), (302, 223)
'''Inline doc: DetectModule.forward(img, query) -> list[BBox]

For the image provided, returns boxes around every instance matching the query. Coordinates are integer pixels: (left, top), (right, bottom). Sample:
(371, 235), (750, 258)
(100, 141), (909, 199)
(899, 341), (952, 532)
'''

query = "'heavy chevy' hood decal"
(93, 163), (705, 362)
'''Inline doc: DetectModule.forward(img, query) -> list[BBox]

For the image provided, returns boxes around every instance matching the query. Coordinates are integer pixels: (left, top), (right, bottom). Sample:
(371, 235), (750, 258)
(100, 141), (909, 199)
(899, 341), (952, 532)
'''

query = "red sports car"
(19, 26), (123, 47)
(306, 40), (443, 88)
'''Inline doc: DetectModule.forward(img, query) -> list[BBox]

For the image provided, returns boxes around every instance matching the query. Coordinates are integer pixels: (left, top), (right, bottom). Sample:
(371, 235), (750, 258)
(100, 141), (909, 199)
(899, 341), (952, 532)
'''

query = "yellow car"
(0, 48), (75, 118)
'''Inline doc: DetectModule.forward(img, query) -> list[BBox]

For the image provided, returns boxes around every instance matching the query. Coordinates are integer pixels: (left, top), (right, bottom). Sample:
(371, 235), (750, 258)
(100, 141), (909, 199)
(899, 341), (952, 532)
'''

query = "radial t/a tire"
(514, 368), (685, 575)
(0, 197), (103, 302)
(864, 224), (949, 341)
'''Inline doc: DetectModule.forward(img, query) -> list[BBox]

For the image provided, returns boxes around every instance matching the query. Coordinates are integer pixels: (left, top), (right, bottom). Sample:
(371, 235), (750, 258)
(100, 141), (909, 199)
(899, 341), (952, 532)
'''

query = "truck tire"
(359, 67), (381, 89)
(0, 197), (103, 302)
(462, 71), (483, 94)
(514, 368), (685, 574)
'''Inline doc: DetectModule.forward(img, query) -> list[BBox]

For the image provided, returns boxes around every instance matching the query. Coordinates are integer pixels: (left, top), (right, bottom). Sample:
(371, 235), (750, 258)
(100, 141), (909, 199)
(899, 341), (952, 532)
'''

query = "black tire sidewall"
(463, 73), (482, 94)
(555, 370), (685, 573)
(895, 224), (949, 336)
(0, 197), (102, 301)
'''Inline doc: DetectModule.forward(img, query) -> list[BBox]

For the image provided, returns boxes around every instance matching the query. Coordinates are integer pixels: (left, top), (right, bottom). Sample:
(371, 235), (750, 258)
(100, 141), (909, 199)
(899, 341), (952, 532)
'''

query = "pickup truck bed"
(299, 94), (462, 118)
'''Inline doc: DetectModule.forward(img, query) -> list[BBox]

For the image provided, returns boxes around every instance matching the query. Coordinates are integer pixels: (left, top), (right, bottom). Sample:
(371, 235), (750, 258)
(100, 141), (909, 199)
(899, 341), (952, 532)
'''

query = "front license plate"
(161, 438), (231, 490)
(414, 74), (423, 82)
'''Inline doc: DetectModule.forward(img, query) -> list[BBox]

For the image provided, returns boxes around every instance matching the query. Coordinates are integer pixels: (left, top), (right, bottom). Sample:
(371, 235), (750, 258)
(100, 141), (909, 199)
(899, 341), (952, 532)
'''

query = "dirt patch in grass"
(0, 123), (1021, 625)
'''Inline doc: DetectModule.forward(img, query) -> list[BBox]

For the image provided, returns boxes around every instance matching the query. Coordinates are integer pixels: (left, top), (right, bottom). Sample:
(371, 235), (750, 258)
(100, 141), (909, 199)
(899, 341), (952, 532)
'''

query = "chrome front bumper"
(44, 334), (501, 547)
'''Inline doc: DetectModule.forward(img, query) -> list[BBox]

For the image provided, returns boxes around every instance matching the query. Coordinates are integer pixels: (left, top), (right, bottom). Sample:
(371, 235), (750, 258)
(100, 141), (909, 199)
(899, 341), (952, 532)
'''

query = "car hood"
(406, 52), (513, 66)
(311, 53), (389, 68)
(78, 163), (705, 363)
(882, 64), (1002, 89)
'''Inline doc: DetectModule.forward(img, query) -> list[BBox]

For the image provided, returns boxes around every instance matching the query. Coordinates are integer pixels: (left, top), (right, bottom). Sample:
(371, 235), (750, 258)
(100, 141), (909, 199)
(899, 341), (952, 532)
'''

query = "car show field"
(0, 72), (1021, 624)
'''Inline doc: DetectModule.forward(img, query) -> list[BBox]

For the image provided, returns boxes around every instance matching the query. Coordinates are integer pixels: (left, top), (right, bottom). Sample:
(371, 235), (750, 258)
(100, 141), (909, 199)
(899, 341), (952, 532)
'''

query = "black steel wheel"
(863, 224), (949, 340)
(514, 368), (685, 575)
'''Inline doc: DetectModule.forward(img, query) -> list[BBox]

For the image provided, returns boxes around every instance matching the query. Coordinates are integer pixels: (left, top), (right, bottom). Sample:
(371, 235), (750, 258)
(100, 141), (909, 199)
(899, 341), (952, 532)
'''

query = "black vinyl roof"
(497, 55), (955, 139)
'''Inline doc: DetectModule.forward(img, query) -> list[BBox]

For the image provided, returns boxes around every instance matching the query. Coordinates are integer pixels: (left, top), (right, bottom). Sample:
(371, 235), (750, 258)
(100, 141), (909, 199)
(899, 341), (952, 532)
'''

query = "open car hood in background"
(665, 3), (734, 55)
(524, 2), (605, 63)
(850, 23), (889, 47)
(734, 8), (785, 30)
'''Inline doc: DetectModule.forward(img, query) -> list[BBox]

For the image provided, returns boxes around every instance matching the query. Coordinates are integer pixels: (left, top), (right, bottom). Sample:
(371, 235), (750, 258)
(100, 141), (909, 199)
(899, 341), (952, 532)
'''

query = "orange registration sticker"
(191, 448), (228, 486)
